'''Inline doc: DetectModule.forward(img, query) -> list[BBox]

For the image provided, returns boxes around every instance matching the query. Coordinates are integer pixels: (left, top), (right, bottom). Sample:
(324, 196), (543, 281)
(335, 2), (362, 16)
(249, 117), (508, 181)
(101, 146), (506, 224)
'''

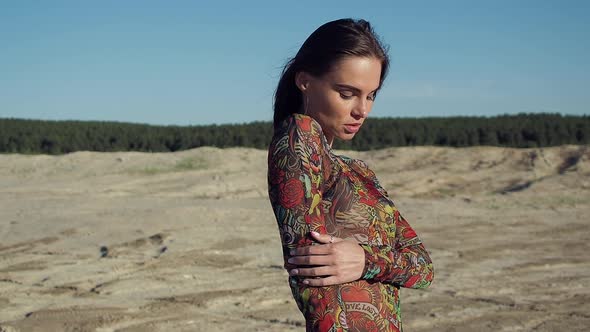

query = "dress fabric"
(267, 113), (434, 332)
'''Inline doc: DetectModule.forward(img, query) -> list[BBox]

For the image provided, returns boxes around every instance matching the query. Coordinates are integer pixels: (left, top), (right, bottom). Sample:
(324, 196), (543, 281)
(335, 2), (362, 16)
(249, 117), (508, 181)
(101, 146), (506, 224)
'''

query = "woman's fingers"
(290, 243), (333, 256)
(302, 276), (341, 287)
(287, 254), (332, 266)
(289, 265), (333, 277)
(287, 240), (367, 286)
(288, 232), (344, 256)
(310, 231), (343, 244)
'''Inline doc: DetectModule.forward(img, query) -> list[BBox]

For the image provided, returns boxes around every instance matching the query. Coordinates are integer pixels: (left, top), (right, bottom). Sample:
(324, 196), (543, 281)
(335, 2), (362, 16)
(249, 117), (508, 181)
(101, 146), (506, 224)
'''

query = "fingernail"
(287, 258), (294, 263)
(289, 269), (298, 276)
(289, 249), (295, 255)
(311, 231), (320, 236)
(302, 279), (309, 284)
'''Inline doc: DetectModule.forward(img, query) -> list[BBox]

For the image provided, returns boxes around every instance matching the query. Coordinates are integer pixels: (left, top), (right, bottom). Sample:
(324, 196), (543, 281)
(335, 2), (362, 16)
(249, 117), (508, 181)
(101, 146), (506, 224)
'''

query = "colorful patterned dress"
(267, 113), (434, 332)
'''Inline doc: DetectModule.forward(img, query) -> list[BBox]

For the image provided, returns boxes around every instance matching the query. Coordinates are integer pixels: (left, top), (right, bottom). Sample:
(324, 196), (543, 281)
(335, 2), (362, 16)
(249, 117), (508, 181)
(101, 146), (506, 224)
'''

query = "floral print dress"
(267, 113), (434, 332)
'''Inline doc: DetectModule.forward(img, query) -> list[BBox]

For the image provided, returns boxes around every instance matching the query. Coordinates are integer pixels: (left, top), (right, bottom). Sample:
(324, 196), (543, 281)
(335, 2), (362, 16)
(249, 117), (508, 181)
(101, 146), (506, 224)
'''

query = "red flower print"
(366, 182), (382, 198)
(365, 320), (379, 332)
(271, 168), (285, 185)
(310, 151), (320, 163)
(317, 316), (335, 332)
(394, 210), (401, 220)
(359, 189), (378, 206)
(341, 285), (372, 302)
(280, 178), (304, 209)
(296, 236), (308, 246)
(297, 116), (312, 131)
(405, 274), (421, 287)
(403, 228), (417, 239)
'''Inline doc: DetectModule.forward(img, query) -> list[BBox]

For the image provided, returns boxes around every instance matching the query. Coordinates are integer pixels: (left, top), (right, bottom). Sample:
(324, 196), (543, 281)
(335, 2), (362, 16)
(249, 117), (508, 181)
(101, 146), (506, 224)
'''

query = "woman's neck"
(325, 132), (334, 148)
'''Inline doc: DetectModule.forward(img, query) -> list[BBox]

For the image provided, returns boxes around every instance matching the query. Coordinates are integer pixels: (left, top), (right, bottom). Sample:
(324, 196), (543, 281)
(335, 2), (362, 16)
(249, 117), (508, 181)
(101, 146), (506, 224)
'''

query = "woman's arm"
(267, 114), (346, 331)
(268, 115), (329, 253)
(358, 211), (434, 289)
(353, 161), (434, 289)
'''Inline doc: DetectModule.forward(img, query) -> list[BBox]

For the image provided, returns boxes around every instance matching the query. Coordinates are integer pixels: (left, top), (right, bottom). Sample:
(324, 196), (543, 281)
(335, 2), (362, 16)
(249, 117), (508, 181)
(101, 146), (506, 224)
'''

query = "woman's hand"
(287, 231), (366, 286)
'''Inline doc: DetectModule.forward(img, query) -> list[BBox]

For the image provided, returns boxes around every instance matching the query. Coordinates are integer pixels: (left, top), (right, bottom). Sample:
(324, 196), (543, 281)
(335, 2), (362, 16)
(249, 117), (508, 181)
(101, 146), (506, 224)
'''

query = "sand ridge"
(0, 145), (589, 331)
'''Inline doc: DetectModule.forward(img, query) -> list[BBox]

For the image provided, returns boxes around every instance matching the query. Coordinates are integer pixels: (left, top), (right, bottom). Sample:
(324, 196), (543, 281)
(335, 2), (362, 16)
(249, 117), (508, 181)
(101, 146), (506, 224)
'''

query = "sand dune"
(0, 145), (589, 331)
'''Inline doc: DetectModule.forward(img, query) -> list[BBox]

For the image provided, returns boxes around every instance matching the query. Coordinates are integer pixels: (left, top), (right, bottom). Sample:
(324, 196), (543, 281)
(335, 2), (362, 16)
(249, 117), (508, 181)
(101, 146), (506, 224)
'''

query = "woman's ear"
(295, 71), (310, 92)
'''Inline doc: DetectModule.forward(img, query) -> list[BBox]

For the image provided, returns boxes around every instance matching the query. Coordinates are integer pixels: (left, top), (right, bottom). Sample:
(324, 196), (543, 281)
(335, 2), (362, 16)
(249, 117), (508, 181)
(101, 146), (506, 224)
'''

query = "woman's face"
(296, 56), (382, 146)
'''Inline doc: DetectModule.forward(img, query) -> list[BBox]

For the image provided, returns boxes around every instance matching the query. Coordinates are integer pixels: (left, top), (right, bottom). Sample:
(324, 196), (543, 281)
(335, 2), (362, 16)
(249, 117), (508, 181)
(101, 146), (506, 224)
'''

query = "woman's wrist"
(357, 243), (373, 279)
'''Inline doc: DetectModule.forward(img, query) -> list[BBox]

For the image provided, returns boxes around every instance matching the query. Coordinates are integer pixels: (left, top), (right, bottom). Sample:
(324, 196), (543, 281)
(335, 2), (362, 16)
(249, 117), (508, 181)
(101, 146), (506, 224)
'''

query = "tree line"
(0, 113), (587, 154)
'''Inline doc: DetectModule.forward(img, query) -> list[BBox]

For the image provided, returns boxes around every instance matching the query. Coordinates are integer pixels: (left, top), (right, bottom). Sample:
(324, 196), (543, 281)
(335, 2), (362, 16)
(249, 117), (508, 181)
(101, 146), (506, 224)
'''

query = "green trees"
(0, 113), (587, 154)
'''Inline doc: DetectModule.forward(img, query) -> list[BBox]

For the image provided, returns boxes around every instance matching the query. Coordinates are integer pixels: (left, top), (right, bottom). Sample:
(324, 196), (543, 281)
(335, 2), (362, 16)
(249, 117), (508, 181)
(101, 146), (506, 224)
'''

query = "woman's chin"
(337, 133), (357, 140)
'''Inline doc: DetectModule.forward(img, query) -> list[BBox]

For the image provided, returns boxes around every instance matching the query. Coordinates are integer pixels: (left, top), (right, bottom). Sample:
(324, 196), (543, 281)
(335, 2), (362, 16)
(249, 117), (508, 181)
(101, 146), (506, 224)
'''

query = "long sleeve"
(354, 161), (434, 289)
(268, 114), (329, 252)
(267, 114), (346, 331)
(359, 211), (434, 288)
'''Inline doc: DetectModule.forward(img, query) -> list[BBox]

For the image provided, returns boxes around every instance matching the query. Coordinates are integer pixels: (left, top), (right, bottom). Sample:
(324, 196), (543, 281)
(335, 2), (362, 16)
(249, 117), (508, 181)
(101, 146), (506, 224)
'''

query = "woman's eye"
(368, 94), (376, 101)
(339, 92), (354, 99)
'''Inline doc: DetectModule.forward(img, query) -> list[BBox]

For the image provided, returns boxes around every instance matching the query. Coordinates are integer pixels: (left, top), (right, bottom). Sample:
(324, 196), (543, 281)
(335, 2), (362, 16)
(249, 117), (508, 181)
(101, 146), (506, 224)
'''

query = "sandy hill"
(0, 145), (588, 331)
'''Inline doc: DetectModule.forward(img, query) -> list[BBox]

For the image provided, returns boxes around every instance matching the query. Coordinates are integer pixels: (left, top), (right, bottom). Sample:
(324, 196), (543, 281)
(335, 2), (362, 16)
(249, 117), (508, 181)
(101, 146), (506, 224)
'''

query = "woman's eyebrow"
(334, 83), (377, 93)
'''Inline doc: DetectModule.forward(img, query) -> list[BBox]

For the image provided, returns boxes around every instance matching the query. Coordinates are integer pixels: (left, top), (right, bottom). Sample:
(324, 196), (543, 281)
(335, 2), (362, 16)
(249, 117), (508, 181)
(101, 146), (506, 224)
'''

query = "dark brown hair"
(272, 18), (390, 130)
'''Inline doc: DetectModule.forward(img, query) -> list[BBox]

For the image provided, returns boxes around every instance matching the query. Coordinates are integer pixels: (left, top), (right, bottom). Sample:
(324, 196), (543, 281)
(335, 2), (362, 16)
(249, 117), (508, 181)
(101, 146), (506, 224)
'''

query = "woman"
(267, 18), (434, 332)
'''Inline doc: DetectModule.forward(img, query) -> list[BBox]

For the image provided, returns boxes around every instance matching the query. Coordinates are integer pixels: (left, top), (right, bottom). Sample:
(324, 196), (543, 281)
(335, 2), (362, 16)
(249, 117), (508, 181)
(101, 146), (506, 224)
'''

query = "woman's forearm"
(359, 241), (434, 288)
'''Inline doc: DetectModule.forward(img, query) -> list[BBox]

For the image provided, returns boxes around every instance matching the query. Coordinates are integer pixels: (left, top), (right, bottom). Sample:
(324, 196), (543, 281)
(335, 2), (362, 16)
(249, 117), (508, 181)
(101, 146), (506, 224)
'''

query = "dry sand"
(0, 145), (589, 331)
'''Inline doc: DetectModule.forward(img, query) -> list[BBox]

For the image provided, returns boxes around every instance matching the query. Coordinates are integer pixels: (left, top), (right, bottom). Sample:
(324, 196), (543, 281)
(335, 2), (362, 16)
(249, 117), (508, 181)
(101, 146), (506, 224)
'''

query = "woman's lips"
(344, 123), (361, 133)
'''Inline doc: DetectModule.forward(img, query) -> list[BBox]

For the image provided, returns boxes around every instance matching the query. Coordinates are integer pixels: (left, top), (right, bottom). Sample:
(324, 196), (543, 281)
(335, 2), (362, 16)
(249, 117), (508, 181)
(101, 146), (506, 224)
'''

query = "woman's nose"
(352, 99), (369, 118)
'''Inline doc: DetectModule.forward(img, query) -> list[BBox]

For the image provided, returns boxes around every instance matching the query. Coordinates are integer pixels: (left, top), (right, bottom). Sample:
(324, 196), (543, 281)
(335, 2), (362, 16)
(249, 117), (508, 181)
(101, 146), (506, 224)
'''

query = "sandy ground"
(0, 145), (589, 331)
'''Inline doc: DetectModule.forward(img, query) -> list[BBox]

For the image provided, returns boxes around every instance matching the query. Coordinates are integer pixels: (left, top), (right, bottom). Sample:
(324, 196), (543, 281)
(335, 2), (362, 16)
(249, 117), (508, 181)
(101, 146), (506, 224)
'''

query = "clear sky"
(1, 0), (588, 125)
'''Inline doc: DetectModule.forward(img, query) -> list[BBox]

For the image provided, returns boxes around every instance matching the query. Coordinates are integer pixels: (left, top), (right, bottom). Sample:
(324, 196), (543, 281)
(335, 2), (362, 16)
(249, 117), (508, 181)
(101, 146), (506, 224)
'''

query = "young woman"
(267, 18), (434, 332)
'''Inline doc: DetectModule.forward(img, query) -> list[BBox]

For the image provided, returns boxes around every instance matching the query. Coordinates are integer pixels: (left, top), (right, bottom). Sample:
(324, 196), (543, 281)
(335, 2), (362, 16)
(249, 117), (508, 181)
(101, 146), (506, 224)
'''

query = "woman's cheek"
(329, 98), (348, 116)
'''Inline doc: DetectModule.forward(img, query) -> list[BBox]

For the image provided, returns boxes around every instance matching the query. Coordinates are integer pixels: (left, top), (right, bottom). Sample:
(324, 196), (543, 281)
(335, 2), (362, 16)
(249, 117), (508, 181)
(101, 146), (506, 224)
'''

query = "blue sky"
(1, 0), (588, 125)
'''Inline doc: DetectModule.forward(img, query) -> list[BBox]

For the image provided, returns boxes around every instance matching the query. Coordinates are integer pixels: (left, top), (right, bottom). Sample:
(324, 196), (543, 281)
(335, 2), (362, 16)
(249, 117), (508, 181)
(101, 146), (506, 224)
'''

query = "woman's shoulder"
(338, 154), (390, 197)
(273, 113), (330, 149)
(340, 154), (376, 178)
(277, 113), (323, 135)
(338, 154), (368, 168)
